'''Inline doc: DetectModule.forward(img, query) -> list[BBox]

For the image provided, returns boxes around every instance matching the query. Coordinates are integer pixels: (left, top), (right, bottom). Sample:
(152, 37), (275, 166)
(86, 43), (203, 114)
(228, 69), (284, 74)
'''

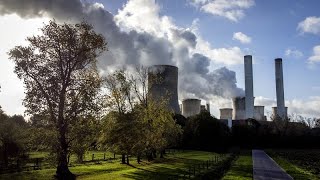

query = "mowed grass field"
(267, 150), (320, 180)
(222, 151), (252, 180)
(0, 150), (221, 180)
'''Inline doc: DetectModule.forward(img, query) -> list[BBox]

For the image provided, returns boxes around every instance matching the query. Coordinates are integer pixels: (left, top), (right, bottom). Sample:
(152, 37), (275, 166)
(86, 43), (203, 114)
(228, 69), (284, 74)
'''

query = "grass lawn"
(0, 150), (222, 180)
(270, 155), (319, 180)
(222, 151), (252, 180)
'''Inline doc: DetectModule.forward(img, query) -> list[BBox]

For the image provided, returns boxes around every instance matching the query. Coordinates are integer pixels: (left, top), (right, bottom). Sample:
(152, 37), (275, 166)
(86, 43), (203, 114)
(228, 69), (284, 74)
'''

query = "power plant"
(182, 99), (201, 118)
(232, 97), (246, 120)
(147, 55), (287, 122)
(275, 58), (287, 118)
(272, 106), (288, 119)
(244, 55), (254, 119)
(254, 106), (266, 121)
(148, 65), (180, 114)
(220, 108), (233, 120)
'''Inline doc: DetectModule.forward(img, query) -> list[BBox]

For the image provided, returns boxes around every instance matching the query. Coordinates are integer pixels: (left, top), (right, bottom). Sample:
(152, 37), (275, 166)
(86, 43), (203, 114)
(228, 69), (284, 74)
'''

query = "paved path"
(252, 150), (293, 180)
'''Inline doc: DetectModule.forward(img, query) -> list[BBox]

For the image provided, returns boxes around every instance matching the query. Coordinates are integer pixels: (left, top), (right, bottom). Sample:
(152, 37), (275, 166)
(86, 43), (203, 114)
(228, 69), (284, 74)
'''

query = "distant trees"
(101, 68), (182, 164)
(182, 111), (230, 151)
(9, 20), (106, 179)
(0, 112), (28, 167)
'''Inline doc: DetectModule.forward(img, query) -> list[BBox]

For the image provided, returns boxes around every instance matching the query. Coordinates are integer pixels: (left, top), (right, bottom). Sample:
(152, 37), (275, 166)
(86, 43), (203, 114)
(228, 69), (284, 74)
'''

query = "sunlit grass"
(271, 155), (319, 180)
(222, 151), (252, 180)
(0, 150), (221, 180)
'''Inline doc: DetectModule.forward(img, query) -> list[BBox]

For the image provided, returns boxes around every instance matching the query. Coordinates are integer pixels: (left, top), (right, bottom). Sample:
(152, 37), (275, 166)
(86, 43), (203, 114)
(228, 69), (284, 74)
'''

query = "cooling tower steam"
(0, 0), (244, 102)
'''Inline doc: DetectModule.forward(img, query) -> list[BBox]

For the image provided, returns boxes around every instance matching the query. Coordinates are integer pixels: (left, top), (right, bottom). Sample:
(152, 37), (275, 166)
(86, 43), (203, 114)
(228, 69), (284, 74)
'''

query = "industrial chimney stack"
(244, 55), (254, 119)
(275, 58), (286, 118)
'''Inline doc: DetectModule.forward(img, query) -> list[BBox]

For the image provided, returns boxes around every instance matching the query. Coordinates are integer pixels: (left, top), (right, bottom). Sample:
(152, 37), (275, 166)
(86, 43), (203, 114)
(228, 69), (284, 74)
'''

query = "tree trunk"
(152, 150), (157, 158)
(137, 153), (141, 164)
(126, 155), (129, 165)
(76, 152), (84, 163)
(56, 119), (74, 179)
(121, 154), (126, 164)
(3, 143), (8, 167)
(160, 150), (164, 158)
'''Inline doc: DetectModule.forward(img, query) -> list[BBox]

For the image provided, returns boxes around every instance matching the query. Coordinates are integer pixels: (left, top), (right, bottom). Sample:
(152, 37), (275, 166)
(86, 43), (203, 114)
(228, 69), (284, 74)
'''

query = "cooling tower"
(232, 97), (246, 120)
(182, 99), (201, 118)
(200, 105), (206, 111)
(220, 108), (233, 120)
(148, 65), (180, 114)
(254, 106), (265, 121)
(206, 103), (210, 113)
(244, 55), (254, 119)
(272, 107), (288, 120)
(275, 58), (286, 118)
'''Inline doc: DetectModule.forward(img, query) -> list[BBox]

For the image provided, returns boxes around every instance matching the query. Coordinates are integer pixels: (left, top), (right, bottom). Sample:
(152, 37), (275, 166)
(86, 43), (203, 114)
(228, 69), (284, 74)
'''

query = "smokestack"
(206, 103), (210, 113)
(244, 55), (254, 119)
(275, 58), (286, 118)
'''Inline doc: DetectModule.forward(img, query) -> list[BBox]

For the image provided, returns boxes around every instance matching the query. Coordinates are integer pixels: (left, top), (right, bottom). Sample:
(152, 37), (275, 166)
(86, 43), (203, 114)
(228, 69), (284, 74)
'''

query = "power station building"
(148, 65), (180, 114)
(148, 55), (288, 122)
(182, 99), (201, 118)
(275, 58), (287, 118)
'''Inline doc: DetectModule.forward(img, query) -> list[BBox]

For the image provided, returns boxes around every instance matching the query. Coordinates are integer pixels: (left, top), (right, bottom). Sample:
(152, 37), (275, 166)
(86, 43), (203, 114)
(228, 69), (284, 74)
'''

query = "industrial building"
(148, 55), (288, 123)
(272, 107), (288, 120)
(220, 108), (233, 120)
(232, 96), (246, 120)
(182, 99), (201, 118)
(148, 65), (180, 114)
(244, 55), (254, 119)
(275, 58), (287, 118)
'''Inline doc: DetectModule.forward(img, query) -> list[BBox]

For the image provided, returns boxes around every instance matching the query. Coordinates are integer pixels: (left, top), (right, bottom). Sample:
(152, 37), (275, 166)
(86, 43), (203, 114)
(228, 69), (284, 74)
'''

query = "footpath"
(252, 150), (293, 180)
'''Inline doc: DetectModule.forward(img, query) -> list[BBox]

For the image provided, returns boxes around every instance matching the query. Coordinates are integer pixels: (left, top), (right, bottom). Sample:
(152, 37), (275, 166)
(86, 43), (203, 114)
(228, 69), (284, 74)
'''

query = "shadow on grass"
(122, 165), (185, 180)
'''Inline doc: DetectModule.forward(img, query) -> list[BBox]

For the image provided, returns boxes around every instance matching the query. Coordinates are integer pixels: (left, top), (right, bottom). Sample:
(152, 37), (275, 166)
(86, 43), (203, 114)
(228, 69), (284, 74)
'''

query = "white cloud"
(190, 0), (255, 22)
(285, 48), (303, 59)
(116, 0), (245, 66)
(308, 45), (320, 64)
(0, 14), (49, 116)
(233, 32), (251, 44)
(297, 16), (320, 35)
(254, 96), (320, 119)
(286, 97), (320, 118)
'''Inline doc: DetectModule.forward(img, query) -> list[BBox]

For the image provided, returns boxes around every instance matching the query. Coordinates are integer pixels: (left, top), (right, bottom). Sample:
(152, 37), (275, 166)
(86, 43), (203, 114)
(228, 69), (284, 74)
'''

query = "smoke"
(0, 0), (244, 102)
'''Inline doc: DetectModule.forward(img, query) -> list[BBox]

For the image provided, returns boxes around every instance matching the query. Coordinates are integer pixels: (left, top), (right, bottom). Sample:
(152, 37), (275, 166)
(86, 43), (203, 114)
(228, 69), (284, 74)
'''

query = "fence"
(0, 157), (43, 174)
(0, 152), (118, 174)
(163, 150), (230, 179)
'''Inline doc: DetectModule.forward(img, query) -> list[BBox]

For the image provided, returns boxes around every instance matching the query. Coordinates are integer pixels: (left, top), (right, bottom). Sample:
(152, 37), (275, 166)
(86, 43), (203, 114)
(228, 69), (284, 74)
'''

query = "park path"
(252, 150), (293, 180)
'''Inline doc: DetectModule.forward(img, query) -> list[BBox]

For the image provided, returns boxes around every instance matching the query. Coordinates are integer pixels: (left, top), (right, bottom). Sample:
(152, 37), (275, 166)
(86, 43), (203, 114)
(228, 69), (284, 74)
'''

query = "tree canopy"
(9, 20), (106, 179)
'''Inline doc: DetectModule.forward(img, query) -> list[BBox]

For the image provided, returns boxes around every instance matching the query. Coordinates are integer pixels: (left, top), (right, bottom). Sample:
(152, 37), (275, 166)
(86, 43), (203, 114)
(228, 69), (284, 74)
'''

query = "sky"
(0, 0), (319, 119)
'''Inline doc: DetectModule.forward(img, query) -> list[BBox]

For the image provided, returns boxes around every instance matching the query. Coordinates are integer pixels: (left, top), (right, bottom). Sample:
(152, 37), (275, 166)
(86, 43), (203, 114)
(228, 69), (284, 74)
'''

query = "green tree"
(103, 70), (135, 164)
(69, 115), (100, 163)
(9, 20), (106, 179)
(0, 113), (27, 167)
(102, 68), (182, 164)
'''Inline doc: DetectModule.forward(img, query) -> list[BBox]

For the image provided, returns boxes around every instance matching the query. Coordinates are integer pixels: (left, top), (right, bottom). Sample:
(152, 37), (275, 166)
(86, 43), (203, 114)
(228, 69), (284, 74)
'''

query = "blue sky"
(0, 0), (319, 118)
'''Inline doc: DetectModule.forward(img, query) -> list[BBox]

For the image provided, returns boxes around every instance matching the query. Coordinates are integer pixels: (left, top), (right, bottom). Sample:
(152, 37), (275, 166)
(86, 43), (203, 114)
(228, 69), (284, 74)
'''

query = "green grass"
(270, 155), (319, 180)
(222, 151), (252, 180)
(0, 150), (221, 180)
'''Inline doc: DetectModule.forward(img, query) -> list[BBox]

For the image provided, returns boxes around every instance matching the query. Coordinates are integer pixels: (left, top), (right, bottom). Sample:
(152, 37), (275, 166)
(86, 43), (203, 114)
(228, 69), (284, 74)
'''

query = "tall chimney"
(244, 55), (254, 119)
(275, 58), (286, 118)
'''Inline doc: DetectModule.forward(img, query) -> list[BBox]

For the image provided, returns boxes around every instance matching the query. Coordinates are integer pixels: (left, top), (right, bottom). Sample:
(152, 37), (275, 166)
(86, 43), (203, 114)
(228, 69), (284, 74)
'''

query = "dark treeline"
(178, 111), (320, 151)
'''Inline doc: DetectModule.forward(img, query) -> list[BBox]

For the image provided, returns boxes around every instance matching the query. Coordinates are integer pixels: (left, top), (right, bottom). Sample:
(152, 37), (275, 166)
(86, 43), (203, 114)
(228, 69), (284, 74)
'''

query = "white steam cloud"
(0, 0), (244, 105)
